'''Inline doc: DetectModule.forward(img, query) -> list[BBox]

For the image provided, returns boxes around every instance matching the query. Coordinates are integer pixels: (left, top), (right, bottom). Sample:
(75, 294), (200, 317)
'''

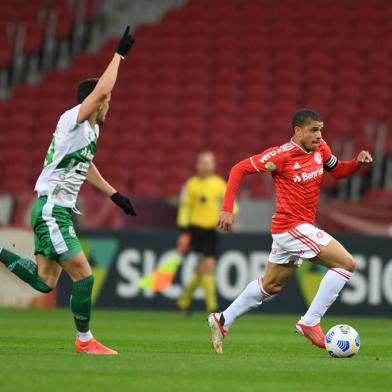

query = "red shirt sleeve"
(329, 159), (359, 179)
(321, 139), (359, 179)
(222, 147), (285, 212)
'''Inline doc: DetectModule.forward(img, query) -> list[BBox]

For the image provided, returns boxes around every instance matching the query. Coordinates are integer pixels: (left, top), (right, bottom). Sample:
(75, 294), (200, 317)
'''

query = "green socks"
(1, 247), (95, 336)
(70, 275), (94, 333)
(0, 248), (52, 293)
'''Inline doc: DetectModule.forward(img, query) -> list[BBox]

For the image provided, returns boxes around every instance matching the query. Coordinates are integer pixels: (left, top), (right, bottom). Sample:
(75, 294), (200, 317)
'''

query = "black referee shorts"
(189, 225), (217, 258)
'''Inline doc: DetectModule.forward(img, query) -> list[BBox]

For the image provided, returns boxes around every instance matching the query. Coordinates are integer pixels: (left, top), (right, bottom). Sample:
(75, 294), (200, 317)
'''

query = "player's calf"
(338, 254), (356, 273)
(208, 277), (275, 353)
(300, 240), (355, 334)
(0, 248), (53, 293)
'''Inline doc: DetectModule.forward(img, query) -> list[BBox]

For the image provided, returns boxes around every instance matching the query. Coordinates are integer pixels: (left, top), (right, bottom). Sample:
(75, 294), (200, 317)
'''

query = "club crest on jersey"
(265, 162), (277, 171)
(314, 152), (322, 164)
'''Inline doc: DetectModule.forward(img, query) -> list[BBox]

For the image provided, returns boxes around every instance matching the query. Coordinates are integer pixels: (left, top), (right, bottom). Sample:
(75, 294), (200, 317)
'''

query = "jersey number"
(44, 138), (56, 167)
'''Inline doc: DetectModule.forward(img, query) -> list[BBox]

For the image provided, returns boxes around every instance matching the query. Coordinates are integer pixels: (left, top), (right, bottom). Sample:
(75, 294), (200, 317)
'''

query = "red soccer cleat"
(295, 319), (326, 349)
(75, 337), (118, 355)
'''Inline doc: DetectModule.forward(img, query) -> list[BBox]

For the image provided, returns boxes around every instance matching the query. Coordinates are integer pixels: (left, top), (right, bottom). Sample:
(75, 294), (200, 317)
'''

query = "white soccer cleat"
(208, 313), (228, 354)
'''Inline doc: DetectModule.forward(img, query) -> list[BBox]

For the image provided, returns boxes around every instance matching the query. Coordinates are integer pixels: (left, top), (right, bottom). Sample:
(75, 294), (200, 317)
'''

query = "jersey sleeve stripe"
(249, 156), (261, 173)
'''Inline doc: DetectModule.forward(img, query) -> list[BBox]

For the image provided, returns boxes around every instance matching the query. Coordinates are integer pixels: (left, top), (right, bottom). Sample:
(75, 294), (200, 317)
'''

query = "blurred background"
(0, 0), (391, 313)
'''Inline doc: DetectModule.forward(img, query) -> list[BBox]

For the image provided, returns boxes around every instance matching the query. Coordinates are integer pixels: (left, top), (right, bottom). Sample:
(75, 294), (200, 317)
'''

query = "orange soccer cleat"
(295, 319), (326, 349)
(75, 337), (118, 355)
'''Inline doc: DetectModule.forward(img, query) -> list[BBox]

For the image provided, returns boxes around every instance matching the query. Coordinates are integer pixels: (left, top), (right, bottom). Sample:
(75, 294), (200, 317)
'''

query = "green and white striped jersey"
(34, 104), (99, 208)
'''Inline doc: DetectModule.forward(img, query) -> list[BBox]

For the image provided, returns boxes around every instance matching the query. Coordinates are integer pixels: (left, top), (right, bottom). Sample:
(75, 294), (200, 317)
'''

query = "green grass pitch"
(0, 309), (391, 392)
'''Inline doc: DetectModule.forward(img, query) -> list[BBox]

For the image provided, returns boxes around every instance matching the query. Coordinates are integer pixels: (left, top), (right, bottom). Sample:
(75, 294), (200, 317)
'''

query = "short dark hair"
(76, 78), (99, 104)
(196, 149), (213, 160)
(292, 108), (323, 129)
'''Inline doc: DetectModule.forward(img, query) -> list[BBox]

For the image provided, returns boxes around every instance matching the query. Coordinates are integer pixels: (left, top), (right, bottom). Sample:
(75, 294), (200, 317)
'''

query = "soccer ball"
(325, 324), (360, 358)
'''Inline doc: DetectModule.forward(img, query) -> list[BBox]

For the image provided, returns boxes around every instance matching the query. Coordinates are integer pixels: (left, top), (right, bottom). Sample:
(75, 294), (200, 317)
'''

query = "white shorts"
(269, 223), (333, 266)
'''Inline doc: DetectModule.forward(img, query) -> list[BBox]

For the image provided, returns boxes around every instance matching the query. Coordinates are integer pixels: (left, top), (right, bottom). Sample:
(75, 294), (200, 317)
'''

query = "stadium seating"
(2, 1), (56, 65)
(1, 0), (392, 203)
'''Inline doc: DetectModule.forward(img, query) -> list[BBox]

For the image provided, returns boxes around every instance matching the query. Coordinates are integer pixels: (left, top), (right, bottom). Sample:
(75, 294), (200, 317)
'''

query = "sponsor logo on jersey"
(280, 143), (294, 151)
(69, 226), (77, 238)
(293, 167), (324, 182)
(77, 162), (90, 171)
(259, 148), (282, 163)
(265, 161), (277, 171)
(302, 167), (323, 181)
(81, 147), (94, 160)
(293, 162), (301, 170)
(314, 152), (322, 164)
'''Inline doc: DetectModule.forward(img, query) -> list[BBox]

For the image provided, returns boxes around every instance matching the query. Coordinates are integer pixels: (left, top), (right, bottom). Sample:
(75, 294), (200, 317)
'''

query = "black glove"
(111, 192), (137, 216)
(116, 25), (135, 57)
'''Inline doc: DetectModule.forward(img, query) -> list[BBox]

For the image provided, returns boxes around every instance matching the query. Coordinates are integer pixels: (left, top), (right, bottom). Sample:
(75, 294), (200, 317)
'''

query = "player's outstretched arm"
(86, 163), (137, 215)
(77, 26), (135, 124)
(327, 150), (373, 180)
(217, 158), (259, 232)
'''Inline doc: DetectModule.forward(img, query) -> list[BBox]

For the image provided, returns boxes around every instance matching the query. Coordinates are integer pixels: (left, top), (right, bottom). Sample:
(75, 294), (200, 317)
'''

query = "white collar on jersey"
(290, 138), (312, 154)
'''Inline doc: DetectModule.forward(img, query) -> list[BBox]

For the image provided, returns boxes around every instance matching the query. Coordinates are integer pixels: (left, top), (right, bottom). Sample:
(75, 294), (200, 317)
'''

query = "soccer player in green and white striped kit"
(0, 26), (136, 355)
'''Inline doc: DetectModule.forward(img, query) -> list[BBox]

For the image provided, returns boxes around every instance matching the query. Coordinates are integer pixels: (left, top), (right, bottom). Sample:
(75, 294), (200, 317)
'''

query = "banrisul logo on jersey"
(293, 167), (323, 182)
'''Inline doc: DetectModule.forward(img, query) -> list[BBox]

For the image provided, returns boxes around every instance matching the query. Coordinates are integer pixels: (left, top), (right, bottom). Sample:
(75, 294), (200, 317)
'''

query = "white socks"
(77, 330), (93, 342)
(220, 267), (352, 329)
(302, 268), (352, 326)
(222, 277), (272, 328)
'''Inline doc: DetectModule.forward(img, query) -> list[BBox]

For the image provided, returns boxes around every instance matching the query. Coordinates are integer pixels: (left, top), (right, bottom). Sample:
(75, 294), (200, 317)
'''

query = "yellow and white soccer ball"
(325, 324), (360, 358)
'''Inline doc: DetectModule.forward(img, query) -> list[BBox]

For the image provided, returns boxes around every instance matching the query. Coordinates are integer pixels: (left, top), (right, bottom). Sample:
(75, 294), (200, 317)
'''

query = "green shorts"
(31, 196), (82, 262)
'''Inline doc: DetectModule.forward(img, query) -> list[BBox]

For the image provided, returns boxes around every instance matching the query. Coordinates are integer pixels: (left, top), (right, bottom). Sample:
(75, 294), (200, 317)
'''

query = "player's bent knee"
(263, 281), (284, 295)
(345, 256), (356, 272)
(337, 254), (356, 272)
(61, 253), (93, 281)
(76, 274), (94, 288)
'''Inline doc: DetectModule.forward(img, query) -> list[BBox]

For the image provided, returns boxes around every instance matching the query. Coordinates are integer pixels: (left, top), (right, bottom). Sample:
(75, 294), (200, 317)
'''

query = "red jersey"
(223, 139), (359, 234)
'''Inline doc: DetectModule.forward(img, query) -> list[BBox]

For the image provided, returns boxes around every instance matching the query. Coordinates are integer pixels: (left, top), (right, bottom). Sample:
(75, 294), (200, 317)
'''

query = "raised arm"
(87, 163), (137, 216)
(77, 26), (134, 124)
(324, 150), (373, 179)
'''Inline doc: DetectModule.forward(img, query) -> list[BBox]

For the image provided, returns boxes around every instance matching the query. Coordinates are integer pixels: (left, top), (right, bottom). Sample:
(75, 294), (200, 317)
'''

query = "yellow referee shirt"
(177, 175), (237, 230)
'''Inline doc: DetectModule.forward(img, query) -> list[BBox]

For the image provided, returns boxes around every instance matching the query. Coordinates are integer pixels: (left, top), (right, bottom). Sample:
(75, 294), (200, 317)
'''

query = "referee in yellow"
(176, 150), (237, 314)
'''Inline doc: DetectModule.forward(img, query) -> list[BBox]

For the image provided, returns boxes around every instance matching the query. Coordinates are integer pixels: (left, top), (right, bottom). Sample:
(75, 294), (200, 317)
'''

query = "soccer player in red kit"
(208, 109), (373, 354)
